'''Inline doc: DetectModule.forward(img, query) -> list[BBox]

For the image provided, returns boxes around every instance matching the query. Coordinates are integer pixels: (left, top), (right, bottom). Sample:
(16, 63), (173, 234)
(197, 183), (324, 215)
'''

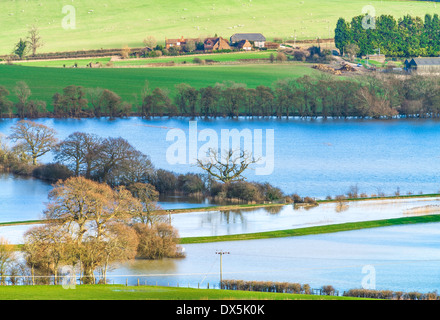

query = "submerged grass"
(179, 214), (440, 244)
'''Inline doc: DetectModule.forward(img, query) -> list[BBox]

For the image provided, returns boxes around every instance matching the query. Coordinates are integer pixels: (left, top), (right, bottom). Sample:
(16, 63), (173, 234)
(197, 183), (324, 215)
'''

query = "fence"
(0, 274), (339, 296)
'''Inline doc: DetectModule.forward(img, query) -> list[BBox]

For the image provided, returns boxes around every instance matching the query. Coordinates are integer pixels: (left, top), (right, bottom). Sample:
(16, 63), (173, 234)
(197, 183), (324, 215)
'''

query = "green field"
(1, 0), (440, 55)
(13, 51), (275, 68)
(0, 63), (318, 107)
(0, 284), (361, 300)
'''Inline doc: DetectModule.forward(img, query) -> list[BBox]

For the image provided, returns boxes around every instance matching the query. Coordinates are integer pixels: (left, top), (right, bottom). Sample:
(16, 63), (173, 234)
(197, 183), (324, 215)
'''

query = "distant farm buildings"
(236, 40), (252, 51)
(203, 37), (231, 51)
(164, 33), (267, 52)
(405, 57), (440, 73)
(165, 36), (199, 49)
(230, 33), (266, 48)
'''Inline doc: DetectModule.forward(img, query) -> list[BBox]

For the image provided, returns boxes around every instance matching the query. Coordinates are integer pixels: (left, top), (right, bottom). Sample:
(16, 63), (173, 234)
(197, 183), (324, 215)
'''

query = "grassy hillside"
(1, 0), (439, 54)
(0, 63), (319, 107)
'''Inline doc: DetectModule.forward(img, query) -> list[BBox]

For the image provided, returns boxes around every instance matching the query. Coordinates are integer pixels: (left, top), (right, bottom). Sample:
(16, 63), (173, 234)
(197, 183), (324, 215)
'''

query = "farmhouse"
(236, 40), (252, 51)
(203, 37), (231, 51)
(230, 33), (266, 48)
(165, 36), (199, 49)
(405, 57), (440, 73)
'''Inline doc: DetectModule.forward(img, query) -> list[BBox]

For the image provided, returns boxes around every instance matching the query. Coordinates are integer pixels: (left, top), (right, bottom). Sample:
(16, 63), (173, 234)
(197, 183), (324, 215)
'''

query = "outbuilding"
(405, 57), (440, 73)
(230, 33), (266, 48)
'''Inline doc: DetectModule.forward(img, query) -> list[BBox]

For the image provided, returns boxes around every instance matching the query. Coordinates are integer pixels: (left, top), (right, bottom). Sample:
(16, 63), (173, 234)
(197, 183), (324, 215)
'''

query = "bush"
(225, 181), (263, 202)
(177, 173), (205, 194)
(321, 285), (335, 295)
(133, 222), (183, 259)
(193, 57), (203, 64)
(259, 183), (284, 202)
(303, 196), (317, 205)
(32, 163), (73, 182)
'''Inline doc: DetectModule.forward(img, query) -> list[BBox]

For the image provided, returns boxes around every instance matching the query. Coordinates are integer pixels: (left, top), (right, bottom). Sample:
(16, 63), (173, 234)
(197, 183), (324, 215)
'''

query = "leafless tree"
(0, 238), (16, 285)
(8, 120), (57, 165)
(54, 132), (103, 177)
(27, 25), (43, 56)
(127, 182), (165, 225)
(196, 148), (259, 183)
(143, 35), (157, 48)
(97, 137), (154, 185)
(85, 88), (105, 117)
(13, 81), (31, 118)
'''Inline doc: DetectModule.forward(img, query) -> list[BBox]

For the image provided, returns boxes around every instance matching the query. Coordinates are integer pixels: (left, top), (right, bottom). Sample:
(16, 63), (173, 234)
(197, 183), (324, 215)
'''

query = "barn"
(230, 33), (266, 48)
(405, 57), (440, 73)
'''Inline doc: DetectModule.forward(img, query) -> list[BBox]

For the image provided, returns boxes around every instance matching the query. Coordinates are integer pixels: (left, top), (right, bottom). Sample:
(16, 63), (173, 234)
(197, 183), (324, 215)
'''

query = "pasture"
(0, 63), (319, 107)
(0, 0), (439, 54)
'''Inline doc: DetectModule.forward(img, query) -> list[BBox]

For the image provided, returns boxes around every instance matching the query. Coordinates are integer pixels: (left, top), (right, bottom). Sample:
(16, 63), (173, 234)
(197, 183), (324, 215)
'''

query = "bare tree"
(8, 120), (57, 165)
(98, 222), (139, 283)
(14, 81), (31, 118)
(143, 35), (157, 48)
(85, 88), (105, 117)
(27, 25), (43, 56)
(121, 45), (131, 59)
(54, 132), (103, 178)
(42, 177), (144, 283)
(22, 224), (74, 285)
(127, 182), (164, 225)
(196, 148), (259, 183)
(0, 238), (16, 285)
(44, 177), (142, 243)
(97, 137), (153, 185)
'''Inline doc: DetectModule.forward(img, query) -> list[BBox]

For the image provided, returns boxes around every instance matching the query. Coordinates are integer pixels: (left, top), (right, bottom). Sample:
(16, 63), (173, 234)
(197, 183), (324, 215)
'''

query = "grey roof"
(230, 33), (266, 42)
(411, 57), (440, 66)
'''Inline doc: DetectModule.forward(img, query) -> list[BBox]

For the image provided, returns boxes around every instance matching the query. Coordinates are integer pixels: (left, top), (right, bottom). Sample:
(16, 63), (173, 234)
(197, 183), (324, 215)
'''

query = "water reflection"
(109, 223), (440, 293)
(3, 196), (440, 243)
(170, 197), (440, 238)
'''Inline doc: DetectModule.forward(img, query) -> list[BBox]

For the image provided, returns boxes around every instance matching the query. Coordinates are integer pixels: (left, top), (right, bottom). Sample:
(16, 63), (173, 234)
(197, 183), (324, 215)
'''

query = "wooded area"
(335, 13), (440, 57)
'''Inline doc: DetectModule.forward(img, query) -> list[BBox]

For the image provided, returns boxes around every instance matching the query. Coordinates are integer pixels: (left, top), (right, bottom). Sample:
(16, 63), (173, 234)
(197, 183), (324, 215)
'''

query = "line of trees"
(0, 74), (440, 119)
(335, 13), (440, 57)
(2, 73), (440, 120)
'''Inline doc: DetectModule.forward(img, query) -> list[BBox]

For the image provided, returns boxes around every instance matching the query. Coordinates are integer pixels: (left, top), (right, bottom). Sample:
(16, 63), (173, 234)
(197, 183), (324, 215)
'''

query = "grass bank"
(180, 214), (440, 244)
(0, 284), (362, 300)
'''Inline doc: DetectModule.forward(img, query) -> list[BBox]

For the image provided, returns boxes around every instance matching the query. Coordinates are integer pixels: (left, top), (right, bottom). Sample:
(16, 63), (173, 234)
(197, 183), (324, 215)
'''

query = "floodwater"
(2, 195), (440, 244)
(1, 117), (440, 293)
(108, 223), (440, 293)
(169, 196), (440, 237)
(1, 117), (440, 197)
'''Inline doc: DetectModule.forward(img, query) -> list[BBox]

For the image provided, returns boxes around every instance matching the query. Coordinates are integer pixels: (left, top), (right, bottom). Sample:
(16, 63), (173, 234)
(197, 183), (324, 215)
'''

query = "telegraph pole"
(216, 250), (229, 289)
